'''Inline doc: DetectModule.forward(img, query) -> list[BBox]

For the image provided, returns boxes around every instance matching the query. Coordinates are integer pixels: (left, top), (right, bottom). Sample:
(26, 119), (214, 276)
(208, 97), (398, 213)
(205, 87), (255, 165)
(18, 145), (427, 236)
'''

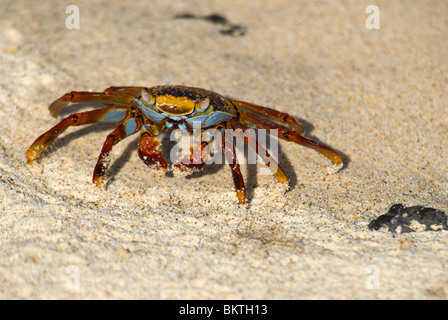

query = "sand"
(0, 0), (447, 299)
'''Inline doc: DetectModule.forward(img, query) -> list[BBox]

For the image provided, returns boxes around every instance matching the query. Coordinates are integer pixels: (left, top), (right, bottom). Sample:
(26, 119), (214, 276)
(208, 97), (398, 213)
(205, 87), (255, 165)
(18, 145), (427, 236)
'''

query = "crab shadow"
(300, 118), (350, 170)
(35, 122), (116, 161)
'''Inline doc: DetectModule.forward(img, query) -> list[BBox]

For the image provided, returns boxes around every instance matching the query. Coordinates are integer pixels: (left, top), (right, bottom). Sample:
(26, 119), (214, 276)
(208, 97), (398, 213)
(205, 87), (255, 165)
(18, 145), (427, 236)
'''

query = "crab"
(26, 85), (343, 204)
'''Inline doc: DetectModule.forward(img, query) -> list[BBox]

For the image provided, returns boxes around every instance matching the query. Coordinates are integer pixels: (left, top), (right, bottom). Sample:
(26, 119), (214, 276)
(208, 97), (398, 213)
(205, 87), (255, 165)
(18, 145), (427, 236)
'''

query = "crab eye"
(199, 98), (210, 111)
(141, 88), (155, 104)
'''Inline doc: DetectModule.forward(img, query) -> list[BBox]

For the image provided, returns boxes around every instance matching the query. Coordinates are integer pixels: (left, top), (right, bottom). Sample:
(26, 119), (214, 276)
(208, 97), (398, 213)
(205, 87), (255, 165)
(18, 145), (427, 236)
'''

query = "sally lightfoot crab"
(26, 85), (343, 204)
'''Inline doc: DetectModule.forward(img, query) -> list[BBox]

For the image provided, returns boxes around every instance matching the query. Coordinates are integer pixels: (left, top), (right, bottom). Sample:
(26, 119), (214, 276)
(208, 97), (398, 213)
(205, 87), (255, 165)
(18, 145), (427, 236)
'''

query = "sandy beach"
(0, 0), (447, 299)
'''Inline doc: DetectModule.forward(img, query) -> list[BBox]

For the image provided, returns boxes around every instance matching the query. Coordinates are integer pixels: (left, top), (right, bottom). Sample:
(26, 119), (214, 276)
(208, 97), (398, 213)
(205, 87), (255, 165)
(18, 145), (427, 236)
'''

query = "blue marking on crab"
(124, 118), (137, 136)
(133, 100), (165, 123)
(184, 112), (235, 127)
(100, 109), (127, 122)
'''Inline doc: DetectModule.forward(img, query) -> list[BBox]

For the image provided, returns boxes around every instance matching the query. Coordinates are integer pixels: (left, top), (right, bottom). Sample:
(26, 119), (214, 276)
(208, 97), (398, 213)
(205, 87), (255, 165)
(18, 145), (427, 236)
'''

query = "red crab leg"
(49, 91), (134, 117)
(104, 86), (145, 95)
(232, 100), (305, 135)
(93, 117), (142, 186)
(230, 120), (288, 184)
(137, 126), (168, 171)
(237, 110), (343, 166)
(222, 128), (246, 204)
(26, 107), (130, 162)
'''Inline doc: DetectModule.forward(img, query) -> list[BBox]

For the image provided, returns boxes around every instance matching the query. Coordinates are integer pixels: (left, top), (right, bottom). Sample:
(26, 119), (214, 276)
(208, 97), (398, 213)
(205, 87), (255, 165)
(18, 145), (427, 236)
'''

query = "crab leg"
(222, 128), (246, 204)
(93, 117), (142, 185)
(49, 91), (135, 117)
(230, 120), (288, 184)
(26, 107), (130, 162)
(104, 86), (145, 95)
(232, 100), (305, 135)
(137, 125), (168, 171)
(237, 110), (343, 166)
